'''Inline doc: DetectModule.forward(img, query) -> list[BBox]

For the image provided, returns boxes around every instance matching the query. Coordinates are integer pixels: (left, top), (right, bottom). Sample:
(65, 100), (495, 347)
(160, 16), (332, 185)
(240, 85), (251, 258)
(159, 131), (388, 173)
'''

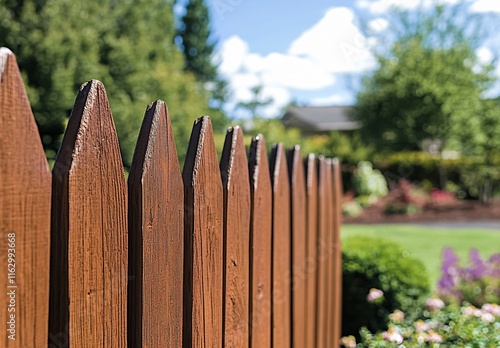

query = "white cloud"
(289, 7), (376, 73)
(470, 0), (500, 13)
(476, 47), (493, 65)
(367, 18), (389, 32)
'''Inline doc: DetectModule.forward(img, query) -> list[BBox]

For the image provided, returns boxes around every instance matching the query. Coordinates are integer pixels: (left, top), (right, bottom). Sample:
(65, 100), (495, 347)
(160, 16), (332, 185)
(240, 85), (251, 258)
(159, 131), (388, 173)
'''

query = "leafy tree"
(0, 0), (221, 167)
(177, 0), (229, 115)
(237, 85), (273, 119)
(352, 4), (497, 155)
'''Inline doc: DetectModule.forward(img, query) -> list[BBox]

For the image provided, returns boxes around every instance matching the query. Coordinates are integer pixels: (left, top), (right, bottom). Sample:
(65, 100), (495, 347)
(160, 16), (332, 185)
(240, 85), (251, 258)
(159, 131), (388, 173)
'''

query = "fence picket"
(325, 159), (335, 348)
(128, 101), (184, 347)
(270, 144), (291, 348)
(0, 48), (51, 347)
(288, 146), (307, 348)
(316, 156), (328, 348)
(183, 116), (224, 348)
(49, 80), (128, 347)
(331, 158), (343, 348)
(248, 135), (272, 348)
(220, 126), (251, 347)
(304, 154), (318, 348)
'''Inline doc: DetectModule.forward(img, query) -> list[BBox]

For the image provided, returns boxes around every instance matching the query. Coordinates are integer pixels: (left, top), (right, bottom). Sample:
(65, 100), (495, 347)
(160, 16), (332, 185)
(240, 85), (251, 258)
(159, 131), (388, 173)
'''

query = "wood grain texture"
(248, 135), (272, 348)
(0, 48), (51, 348)
(49, 80), (128, 347)
(331, 158), (343, 348)
(287, 146), (307, 348)
(183, 116), (223, 348)
(269, 144), (291, 348)
(220, 126), (250, 347)
(304, 154), (318, 348)
(315, 156), (328, 348)
(128, 101), (184, 347)
(325, 159), (335, 348)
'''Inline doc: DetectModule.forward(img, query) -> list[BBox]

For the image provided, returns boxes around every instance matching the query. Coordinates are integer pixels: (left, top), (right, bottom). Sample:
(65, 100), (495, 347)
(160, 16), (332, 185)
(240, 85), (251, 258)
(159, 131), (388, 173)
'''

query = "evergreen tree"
(0, 0), (223, 167)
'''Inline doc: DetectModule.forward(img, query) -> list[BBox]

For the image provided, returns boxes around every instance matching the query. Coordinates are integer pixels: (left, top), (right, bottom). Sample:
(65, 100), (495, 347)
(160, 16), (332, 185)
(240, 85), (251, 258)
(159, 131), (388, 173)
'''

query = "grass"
(342, 224), (500, 290)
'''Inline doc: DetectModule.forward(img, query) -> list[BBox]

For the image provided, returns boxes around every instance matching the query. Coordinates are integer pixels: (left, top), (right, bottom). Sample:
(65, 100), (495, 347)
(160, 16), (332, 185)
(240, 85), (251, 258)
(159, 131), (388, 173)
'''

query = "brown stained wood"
(315, 157), (328, 348)
(220, 126), (250, 347)
(304, 155), (318, 348)
(269, 144), (291, 348)
(128, 101), (184, 347)
(183, 116), (223, 348)
(325, 159), (335, 348)
(331, 159), (343, 348)
(50, 80), (128, 347)
(248, 135), (272, 348)
(0, 48), (51, 347)
(287, 146), (307, 348)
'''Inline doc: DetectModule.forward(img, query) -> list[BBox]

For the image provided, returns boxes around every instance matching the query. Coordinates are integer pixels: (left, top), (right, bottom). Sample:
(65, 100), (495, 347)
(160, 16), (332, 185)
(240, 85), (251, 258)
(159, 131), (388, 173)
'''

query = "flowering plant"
(345, 302), (500, 347)
(438, 247), (500, 306)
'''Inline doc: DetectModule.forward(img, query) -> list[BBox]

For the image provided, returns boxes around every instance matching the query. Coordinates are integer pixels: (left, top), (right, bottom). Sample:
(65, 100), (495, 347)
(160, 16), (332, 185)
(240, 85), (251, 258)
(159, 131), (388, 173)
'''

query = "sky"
(176, 0), (500, 118)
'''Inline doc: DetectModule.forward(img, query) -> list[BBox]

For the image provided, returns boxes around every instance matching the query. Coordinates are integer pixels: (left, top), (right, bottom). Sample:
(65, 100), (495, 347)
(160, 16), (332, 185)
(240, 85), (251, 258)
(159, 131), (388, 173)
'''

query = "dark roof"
(282, 106), (360, 132)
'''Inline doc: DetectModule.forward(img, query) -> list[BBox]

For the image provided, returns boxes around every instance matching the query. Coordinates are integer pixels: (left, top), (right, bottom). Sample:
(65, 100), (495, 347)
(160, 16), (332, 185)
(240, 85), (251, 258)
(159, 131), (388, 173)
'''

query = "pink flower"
(389, 309), (405, 323)
(426, 298), (445, 311)
(482, 303), (500, 317)
(367, 288), (384, 302)
(414, 320), (430, 332)
(481, 312), (495, 323)
(428, 330), (443, 343)
(381, 328), (403, 344)
(461, 306), (476, 317)
(340, 335), (356, 348)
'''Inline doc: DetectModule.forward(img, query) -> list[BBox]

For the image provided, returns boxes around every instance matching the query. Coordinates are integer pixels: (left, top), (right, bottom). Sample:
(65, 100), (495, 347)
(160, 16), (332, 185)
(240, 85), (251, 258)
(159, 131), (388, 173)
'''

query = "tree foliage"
(0, 0), (225, 167)
(352, 4), (498, 155)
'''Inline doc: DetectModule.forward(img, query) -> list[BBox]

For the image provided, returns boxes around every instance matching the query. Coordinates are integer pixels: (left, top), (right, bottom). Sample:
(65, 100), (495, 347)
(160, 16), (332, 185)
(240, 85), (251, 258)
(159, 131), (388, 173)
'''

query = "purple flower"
(465, 248), (488, 280)
(438, 247), (460, 293)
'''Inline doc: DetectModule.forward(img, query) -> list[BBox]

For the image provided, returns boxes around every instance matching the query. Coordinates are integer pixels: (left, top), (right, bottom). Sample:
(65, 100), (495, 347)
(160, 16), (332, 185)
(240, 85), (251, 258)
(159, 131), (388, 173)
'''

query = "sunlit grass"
(342, 224), (500, 291)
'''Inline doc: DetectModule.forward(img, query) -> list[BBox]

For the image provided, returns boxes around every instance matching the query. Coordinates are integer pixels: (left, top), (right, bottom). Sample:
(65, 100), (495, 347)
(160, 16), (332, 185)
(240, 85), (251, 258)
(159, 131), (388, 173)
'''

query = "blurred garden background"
(1, 0), (499, 345)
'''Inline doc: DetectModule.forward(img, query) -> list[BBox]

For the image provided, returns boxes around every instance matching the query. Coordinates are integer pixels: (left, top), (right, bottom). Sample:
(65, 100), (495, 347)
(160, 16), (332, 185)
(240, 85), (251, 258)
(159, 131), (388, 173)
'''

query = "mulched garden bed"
(343, 199), (500, 224)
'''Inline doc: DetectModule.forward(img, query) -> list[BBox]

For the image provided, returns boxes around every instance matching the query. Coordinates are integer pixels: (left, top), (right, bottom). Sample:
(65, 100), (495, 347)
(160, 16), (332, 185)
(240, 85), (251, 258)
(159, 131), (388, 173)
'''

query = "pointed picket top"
(183, 116), (223, 348)
(0, 48), (51, 347)
(304, 154), (318, 348)
(128, 101), (184, 347)
(287, 146), (307, 348)
(248, 135), (272, 348)
(269, 143), (291, 348)
(50, 80), (127, 347)
(220, 126), (250, 347)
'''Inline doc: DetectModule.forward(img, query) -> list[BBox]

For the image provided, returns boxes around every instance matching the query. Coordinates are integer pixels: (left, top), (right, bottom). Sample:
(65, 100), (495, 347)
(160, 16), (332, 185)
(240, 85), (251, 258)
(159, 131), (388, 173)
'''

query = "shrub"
(353, 302), (500, 347)
(342, 201), (363, 217)
(342, 236), (430, 338)
(352, 161), (388, 198)
(384, 179), (425, 215)
(438, 247), (500, 306)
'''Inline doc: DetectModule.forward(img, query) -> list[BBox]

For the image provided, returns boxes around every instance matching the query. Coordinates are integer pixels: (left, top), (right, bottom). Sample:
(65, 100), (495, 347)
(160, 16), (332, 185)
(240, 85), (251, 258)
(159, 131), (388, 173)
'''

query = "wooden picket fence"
(0, 48), (342, 347)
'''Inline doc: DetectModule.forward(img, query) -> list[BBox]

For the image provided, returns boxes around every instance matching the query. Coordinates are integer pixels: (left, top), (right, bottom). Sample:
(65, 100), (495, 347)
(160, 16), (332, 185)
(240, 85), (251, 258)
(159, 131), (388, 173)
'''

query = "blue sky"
(177, 0), (500, 118)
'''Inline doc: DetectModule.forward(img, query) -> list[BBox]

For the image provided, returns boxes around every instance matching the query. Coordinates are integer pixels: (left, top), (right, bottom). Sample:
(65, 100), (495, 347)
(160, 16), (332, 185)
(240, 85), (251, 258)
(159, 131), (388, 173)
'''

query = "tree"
(352, 3), (497, 154)
(236, 85), (273, 120)
(177, 0), (229, 116)
(0, 0), (220, 167)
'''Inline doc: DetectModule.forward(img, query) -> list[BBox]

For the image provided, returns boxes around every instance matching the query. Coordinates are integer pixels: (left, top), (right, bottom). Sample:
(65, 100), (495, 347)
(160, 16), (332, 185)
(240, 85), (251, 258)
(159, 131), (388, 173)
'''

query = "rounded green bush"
(342, 236), (430, 338)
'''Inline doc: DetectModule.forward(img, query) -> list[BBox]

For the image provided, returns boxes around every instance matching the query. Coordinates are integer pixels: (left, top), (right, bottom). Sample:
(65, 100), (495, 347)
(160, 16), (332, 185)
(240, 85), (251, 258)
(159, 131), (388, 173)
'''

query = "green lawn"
(341, 224), (500, 290)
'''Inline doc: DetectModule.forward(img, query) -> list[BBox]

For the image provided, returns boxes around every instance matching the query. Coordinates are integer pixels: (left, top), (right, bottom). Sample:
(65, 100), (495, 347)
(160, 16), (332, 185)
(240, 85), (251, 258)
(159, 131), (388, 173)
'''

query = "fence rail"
(0, 48), (342, 348)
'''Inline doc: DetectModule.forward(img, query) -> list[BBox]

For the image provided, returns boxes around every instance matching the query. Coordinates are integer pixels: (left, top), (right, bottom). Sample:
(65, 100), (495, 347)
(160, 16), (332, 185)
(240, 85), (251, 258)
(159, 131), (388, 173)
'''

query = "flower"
(426, 298), (445, 311)
(340, 335), (356, 348)
(461, 306), (477, 317)
(428, 330), (443, 343)
(414, 320), (430, 332)
(389, 309), (405, 323)
(481, 312), (495, 323)
(366, 288), (384, 302)
(381, 328), (403, 344)
(482, 303), (500, 316)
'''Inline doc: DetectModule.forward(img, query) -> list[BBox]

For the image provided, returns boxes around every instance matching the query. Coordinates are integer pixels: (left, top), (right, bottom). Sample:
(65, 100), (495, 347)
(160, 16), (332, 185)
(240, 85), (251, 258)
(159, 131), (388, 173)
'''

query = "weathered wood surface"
(49, 80), (128, 347)
(331, 158), (343, 348)
(183, 116), (223, 348)
(248, 135), (272, 348)
(304, 154), (318, 348)
(128, 101), (184, 347)
(220, 126), (250, 347)
(287, 146), (307, 348)
(0, 48), (51, 347)
(325, 159), (335, 348)
(315, 156), (328, 348)
(270, 144), (291, 348)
